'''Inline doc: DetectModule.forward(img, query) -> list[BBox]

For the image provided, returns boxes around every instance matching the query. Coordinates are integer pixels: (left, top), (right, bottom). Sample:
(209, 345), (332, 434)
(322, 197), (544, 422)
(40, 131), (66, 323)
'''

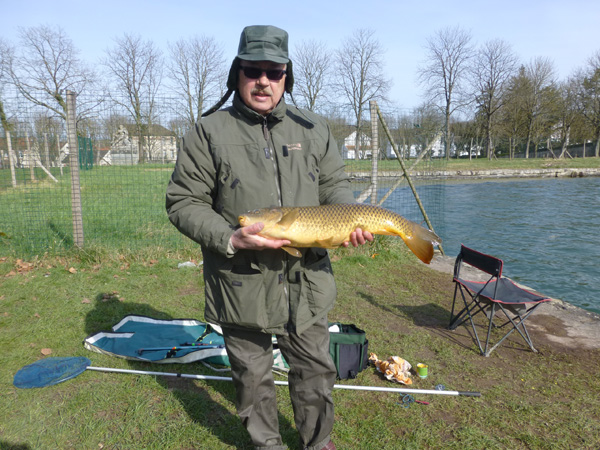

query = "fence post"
(374, 102), (444, 255)
(66, 90), (84, 248)
(369, 101), (379, 205)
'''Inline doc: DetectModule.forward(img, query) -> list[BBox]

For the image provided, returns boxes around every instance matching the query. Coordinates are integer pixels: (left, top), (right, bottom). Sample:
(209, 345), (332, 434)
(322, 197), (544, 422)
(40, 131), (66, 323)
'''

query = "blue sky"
(3, 0), (600, 111)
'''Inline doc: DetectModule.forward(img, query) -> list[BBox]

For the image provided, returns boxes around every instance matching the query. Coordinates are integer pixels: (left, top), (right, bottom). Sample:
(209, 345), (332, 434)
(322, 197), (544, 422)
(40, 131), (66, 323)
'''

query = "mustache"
(251, 88), (272, 96)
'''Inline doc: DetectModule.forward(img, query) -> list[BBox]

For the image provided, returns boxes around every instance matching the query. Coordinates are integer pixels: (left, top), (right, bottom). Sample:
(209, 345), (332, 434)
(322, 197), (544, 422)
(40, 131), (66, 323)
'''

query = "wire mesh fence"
(0, 92), (446, 258)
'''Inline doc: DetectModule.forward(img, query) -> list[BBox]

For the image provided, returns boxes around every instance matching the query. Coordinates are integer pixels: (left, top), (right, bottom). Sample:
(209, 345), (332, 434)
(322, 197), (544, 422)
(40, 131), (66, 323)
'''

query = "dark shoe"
(321, 441), (336, 450)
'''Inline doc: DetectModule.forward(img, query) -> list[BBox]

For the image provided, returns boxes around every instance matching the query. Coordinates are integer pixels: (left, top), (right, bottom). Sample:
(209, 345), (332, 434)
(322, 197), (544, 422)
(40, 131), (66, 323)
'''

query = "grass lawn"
(1, 241), (599, 449)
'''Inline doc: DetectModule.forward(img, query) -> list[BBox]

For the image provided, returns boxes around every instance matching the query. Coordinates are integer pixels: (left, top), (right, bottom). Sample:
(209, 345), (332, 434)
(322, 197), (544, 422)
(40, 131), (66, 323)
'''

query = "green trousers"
(223, 317), (336, 450)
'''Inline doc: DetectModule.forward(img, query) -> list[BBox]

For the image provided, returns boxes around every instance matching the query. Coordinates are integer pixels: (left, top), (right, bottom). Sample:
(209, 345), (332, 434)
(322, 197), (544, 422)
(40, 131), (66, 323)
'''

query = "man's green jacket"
(166, 94), (355, 335)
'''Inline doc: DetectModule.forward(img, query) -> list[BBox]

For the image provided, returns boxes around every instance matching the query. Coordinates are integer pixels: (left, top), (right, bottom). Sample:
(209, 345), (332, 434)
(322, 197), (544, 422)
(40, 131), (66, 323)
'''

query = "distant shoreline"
(348, 167), (600, 181)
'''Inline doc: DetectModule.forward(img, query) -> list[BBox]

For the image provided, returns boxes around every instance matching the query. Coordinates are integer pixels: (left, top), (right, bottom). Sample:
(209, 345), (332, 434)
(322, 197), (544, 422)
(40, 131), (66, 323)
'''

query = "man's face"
(237, 60), (287, 116)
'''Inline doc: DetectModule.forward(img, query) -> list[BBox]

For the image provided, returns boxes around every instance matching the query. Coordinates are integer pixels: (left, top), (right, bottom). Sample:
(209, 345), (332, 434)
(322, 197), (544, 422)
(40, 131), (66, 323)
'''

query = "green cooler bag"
(328, 323), (369, 379)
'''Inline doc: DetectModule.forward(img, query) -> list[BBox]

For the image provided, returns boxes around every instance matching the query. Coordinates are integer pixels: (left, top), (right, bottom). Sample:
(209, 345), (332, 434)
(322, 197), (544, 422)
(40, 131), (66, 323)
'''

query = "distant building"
(385, 135), (446, 159)
(108, 124), (177, 165)
(341, 131), (372, 160)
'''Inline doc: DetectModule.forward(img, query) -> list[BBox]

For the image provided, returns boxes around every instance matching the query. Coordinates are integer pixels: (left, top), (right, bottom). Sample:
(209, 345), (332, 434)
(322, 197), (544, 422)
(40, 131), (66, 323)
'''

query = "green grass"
(3, 157), (600, 259)
(0, 164), (193, 257)
(1, 242), (599, 449)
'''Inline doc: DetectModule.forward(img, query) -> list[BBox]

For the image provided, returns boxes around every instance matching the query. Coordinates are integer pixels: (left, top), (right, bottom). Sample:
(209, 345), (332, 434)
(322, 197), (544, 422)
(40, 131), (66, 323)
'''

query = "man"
(166, 25), (372, 450)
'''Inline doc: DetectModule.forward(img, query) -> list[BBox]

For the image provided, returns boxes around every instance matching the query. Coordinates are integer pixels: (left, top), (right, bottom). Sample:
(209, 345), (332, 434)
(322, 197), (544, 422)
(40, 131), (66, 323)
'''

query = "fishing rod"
(137, 343), (224, 357)
(13, 357), (481, 397)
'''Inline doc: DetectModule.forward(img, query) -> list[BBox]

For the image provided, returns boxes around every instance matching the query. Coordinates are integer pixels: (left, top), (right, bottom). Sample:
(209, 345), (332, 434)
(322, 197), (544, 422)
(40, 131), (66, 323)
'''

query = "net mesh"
(13, 356), (91, 389)
(1, 92), (446, 257)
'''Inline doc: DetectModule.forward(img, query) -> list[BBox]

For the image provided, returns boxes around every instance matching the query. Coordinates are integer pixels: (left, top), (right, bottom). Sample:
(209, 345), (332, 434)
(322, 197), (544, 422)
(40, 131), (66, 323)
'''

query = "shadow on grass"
(83, 295), (298, 449)
(0, 441), (32, 450)
(358, 291), (449, 327)
(47, 220), (73, 247)
(358, 291), (476, 351)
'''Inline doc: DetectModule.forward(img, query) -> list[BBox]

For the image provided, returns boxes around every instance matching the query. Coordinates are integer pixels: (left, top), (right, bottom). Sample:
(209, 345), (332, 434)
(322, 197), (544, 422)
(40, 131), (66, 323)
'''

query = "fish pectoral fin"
(282, 246), (302, 258)
(315, 238), (339, 248)
(277, 209), (300, 231)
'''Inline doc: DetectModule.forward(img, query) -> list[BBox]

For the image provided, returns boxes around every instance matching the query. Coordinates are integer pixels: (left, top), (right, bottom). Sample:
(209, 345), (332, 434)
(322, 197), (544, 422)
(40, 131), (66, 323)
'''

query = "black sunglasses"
(239, 66), (287, 81)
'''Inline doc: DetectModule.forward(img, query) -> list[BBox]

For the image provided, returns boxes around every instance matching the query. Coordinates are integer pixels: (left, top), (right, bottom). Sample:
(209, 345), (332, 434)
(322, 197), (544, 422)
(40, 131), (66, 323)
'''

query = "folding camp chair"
(448, 245), (551, 357)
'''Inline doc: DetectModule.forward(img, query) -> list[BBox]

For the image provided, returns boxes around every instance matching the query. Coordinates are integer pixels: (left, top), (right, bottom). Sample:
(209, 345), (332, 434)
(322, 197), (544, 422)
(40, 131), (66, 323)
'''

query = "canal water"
(375, 176), (600, 315)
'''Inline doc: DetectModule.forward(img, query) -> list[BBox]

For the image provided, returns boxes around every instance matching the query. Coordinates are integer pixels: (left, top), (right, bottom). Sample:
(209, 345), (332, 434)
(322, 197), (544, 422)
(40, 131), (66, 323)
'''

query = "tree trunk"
(26, 131), (36, 181)
(138, 131), (145, 164)
(6, 130), (17, 187)
(469, 137), (473, 161)
(525, 120), (533, 159)
(485, 115), (493, 160)
(57, 134), (64, 176)
(354, 115), (362, 162)
(558, 125), (570, 159)
(445, 111), (451, 160)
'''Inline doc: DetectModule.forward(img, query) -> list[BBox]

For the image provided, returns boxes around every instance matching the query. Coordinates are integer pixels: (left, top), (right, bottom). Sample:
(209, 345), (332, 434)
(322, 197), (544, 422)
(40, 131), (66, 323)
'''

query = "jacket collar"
(233, 92), (287, 124)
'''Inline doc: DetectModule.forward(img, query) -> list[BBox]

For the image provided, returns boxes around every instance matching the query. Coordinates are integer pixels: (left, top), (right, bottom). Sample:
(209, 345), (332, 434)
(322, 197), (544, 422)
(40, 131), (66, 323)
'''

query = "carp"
(238, 203), (441, 264)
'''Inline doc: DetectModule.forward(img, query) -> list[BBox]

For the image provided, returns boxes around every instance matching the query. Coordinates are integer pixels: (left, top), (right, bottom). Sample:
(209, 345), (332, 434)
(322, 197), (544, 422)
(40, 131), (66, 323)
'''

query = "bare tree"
(292, 40), (330, 112)
(556, 76), (581, 158)
(471, 39), (518, 159)
(1, 37), (17, 184)
(334, 29), (391, 161)
(521, 57), (556, 158)
(576, 50), (600, 157)
(0, 38), (13, 127)
(499, 67), (530, 159)
(103, 34), (163, 163)
(321, 104), (352, 155)
(418, 26), (474, 159)
(9, 25), (96, 121)
(167, 35), (226, 126)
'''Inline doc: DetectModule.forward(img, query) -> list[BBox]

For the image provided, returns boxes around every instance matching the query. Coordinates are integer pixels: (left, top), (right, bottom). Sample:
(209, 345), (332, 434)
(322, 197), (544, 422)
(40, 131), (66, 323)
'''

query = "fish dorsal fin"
(282, 246), (302, 257)
(277, 208), (300, 231)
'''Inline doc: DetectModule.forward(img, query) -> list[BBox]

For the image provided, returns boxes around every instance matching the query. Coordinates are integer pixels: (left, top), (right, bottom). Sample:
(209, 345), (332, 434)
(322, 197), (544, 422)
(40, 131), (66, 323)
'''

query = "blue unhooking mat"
(83, 315), (229, 365)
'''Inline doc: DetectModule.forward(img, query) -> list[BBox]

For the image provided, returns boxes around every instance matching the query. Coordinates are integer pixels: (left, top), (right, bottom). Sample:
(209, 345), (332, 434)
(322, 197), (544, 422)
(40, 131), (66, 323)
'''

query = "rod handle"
(459, 391), (482, 397)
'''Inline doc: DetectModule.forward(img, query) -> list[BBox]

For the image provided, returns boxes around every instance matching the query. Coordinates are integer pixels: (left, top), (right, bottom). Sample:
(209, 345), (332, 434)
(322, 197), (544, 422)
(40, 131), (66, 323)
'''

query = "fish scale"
(238, 203), (441, 264)
(281, 204), (409, 234)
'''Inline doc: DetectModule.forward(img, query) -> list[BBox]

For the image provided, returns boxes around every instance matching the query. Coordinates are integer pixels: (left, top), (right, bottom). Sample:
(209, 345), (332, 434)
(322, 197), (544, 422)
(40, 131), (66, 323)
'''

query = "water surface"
(380, 176), (600, 314)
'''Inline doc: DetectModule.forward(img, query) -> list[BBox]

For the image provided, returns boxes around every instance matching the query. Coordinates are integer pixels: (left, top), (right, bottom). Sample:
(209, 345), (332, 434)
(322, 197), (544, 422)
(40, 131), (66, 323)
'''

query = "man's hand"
(343, 228), (374, 248)
(231, 222), (291, 251)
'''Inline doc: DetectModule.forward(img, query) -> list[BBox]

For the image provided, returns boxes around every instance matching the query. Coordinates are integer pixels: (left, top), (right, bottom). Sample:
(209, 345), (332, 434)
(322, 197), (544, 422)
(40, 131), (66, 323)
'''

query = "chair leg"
(483, 304), (542, 356)
(483, 303), (497, 357)
(449, 286), (489, 330)
(449, 283), (460, 328)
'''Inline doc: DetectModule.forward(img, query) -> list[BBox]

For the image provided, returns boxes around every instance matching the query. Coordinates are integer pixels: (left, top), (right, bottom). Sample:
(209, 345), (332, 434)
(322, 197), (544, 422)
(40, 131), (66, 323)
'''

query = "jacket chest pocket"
(214, 145), (280, 217)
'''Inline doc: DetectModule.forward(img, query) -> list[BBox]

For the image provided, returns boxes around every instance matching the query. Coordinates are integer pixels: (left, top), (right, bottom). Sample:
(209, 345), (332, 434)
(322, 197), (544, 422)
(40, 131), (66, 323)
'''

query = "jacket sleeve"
(166, 122), (235, 256)
(318, 123), (356, 205)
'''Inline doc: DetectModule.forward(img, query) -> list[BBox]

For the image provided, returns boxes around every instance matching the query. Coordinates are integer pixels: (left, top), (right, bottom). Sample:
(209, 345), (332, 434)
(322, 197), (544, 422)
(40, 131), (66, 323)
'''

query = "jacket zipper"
(263, 118), (283, 207)
(262, 118), (291, 331)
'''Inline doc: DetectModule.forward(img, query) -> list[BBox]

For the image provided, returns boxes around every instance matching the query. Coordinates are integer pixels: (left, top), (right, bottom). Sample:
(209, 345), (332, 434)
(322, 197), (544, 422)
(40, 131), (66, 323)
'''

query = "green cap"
(224, 25), (294, 94)
(236, 25), (290, 63)
(203, 25), (293, 117)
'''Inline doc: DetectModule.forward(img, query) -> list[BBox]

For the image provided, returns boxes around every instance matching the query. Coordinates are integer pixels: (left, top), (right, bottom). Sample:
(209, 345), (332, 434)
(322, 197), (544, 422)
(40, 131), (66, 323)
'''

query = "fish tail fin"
(399, 223), (441, 264)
